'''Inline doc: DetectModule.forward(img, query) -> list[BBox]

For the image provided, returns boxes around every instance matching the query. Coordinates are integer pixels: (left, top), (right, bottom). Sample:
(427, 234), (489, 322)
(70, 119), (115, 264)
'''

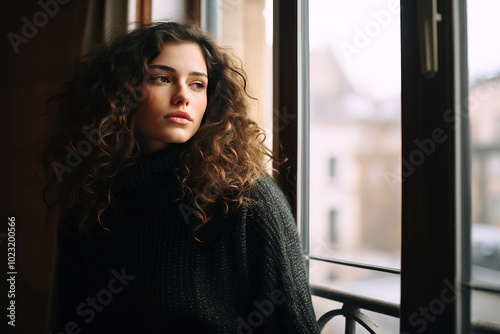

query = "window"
(307, 0), (401, 331)
(150, 0), (186, 21)
(468, 0), (500, 328)
(274, 0), (500, 332)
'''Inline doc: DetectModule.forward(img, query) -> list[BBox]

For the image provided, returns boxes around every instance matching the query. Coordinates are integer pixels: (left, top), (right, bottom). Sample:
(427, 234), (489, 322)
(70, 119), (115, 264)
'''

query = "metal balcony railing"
(308, 257), (500, 333)
(311, 284), (399, 334)
(311, 284), (500, 333)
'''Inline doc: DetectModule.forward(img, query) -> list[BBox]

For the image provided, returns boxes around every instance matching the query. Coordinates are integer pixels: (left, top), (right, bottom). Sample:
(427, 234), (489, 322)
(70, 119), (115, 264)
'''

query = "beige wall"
(218, 0), (272, 135)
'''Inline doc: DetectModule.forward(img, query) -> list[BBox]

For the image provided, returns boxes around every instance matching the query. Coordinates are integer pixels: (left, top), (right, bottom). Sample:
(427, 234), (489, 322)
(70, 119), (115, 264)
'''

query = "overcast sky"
(305, 0), (500, 101)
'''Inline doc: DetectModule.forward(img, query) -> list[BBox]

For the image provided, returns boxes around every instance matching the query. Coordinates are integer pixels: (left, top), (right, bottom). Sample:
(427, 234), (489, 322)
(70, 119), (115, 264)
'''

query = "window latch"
(417, 0), (442, 78)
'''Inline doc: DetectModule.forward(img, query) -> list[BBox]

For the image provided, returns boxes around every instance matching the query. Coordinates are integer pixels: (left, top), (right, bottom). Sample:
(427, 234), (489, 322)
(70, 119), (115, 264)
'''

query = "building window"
(328, 157), (336, 179)
(328, 209), (338, 245)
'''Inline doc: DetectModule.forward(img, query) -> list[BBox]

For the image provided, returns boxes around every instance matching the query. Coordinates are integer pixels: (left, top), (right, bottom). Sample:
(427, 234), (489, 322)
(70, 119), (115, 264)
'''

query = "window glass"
(308, 0), (401, 304)
(151, 0), (186, 21)
(467, 0), (500, 326)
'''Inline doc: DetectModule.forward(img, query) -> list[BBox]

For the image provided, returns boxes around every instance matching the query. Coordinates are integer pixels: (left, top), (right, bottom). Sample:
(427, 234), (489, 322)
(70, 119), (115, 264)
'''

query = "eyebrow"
(149, 64), (207, 78)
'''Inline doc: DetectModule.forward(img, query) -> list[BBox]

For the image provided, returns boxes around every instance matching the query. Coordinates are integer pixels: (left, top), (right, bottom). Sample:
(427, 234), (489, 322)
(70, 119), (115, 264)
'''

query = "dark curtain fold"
(81, 0), (131, 55)
(2, 1), (131, 333)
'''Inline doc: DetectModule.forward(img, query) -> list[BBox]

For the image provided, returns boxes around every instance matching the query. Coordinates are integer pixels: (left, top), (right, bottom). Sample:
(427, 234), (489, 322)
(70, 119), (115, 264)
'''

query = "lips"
(164, 111), (193, 125)
(165, 110), (192, 121)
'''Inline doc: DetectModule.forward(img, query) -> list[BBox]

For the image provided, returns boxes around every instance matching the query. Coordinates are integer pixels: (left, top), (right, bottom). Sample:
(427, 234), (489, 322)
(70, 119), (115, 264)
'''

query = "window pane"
(151, 0), (186, 21)
(468, 0), (500, 326)
(308, 0), (401, 300)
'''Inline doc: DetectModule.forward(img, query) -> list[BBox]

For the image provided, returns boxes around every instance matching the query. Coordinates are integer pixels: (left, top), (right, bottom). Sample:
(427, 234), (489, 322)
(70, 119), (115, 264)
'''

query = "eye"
(191, 82), (206, 90)
(151, 75), (170, 84)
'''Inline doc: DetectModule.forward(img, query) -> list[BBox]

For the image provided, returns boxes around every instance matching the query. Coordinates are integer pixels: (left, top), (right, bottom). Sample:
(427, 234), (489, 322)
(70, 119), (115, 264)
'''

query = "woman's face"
(136, 42), (208, 153)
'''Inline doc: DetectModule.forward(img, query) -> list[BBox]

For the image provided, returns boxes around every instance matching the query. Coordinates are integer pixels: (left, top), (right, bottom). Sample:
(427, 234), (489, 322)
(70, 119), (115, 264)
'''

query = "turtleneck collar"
(112, 144), (185, 193)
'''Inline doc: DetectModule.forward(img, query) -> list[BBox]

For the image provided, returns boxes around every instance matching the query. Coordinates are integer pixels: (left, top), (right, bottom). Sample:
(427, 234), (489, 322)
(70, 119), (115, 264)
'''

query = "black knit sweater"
(50, 145), (321, 334)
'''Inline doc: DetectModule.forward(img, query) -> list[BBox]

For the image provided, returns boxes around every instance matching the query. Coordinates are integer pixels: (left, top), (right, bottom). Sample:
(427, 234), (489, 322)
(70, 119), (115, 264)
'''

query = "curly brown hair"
(39, 21), (273, 233)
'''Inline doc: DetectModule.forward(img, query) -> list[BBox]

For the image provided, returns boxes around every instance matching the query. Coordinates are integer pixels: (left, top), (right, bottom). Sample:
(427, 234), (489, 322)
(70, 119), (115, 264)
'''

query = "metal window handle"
(417, 0), (443, 78)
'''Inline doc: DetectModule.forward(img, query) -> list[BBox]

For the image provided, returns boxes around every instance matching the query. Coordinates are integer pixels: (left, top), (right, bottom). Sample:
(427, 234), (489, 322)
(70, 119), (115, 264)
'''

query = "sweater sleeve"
(244, 177), (321, 334)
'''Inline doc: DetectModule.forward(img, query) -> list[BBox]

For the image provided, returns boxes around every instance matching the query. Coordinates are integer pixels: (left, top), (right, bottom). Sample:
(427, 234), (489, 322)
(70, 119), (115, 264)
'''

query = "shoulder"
(240, 175), (298, 242)
(246, 175), (292, 209)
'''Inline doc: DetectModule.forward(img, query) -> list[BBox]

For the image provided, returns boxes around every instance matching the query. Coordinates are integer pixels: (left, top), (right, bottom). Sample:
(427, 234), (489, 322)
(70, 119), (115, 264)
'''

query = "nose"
(171, 83), (190, 106)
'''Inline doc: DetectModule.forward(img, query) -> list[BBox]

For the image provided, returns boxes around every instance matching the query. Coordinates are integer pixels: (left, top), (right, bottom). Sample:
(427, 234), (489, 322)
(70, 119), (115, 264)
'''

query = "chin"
(166, 135), (196, 145)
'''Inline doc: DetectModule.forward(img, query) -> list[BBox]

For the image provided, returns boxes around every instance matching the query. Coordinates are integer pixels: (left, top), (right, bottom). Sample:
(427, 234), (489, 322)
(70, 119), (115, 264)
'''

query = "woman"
(41, 21), (320, 333)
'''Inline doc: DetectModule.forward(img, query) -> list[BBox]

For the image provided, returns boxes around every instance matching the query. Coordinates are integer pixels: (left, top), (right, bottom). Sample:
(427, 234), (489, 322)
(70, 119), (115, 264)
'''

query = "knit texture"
(50, 145), (321, 334)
